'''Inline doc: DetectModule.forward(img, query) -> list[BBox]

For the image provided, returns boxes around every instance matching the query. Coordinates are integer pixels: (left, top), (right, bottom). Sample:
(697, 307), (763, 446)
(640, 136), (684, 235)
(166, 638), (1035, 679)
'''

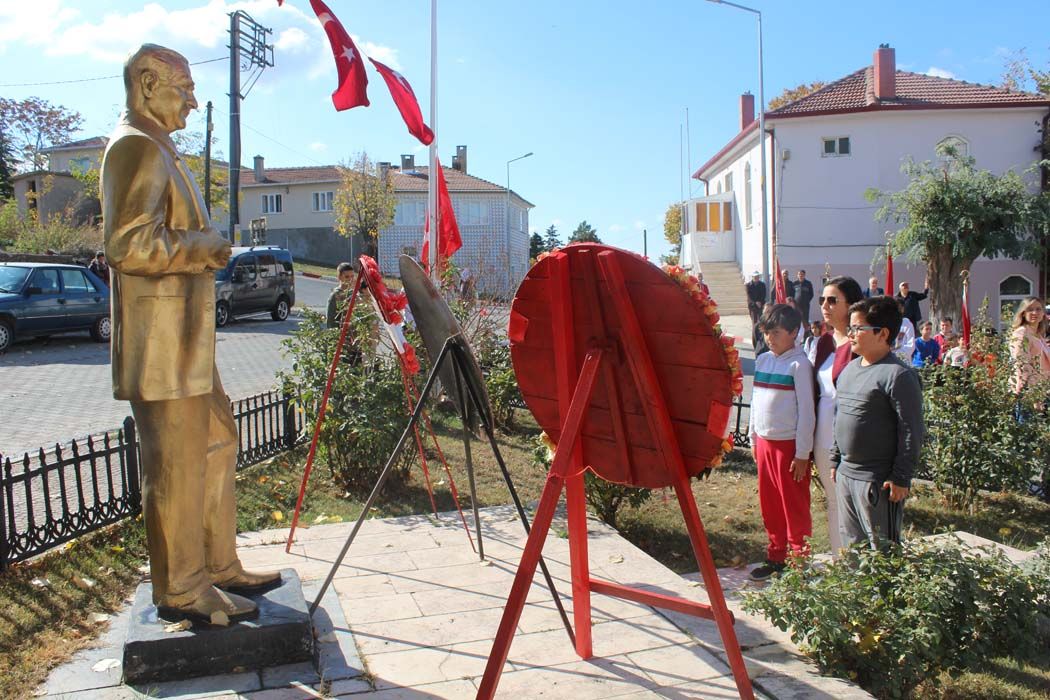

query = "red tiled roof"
(769, 67), (1049, 117)
(42, 136), (108, 152)
(694, 66), (1049, 178)
(241, 165), (532, 205)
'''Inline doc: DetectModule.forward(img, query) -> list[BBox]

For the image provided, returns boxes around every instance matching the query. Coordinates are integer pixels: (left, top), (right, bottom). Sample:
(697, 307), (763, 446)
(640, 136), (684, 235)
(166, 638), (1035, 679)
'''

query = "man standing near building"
(775, 269), (796, 303)
(746, 271), (767, 326)
(103, 44), (279, 622)
(794, 269), (814, 324)
(864, 276), (884, 298)
(896, 280), (929, 328)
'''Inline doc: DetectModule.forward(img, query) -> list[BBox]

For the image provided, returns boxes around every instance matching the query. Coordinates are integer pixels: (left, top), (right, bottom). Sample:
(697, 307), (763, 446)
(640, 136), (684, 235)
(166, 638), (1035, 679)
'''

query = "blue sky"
(1, 1), (1048, 260)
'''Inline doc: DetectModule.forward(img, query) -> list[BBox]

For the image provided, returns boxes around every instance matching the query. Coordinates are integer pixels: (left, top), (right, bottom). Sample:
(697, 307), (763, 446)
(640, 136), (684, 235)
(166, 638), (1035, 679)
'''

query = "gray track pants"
(836, 473), (905, 549)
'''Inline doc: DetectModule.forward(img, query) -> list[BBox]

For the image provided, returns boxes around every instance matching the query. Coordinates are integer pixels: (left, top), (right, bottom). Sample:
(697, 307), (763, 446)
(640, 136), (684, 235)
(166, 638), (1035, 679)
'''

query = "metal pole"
(427, 0), (438, 283)
(757, 10), (769, 288)
(204, 100), (213, 216)
(228, 12), (241, 242)
(643, 228), (648, 259)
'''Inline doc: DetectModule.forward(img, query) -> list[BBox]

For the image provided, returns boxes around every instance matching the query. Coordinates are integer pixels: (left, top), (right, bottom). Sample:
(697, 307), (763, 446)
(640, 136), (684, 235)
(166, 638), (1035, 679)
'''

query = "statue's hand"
(209, 237), (232, 269)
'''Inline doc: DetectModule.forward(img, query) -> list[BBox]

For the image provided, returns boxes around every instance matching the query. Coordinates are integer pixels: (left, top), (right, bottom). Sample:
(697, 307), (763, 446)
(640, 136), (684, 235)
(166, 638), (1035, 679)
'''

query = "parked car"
(0, 262), (111, 352)
(214, 246), (296, 327)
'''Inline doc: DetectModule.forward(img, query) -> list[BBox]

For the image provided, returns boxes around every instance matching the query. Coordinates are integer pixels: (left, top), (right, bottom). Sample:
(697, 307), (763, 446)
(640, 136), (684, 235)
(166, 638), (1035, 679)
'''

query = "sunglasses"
(818, 296), (839, 305)
(846, 324), (883, 336)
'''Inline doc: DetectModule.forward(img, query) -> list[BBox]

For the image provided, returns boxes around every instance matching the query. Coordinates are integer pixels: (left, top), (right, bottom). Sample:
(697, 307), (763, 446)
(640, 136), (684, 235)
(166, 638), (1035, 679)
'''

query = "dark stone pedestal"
(122, 568), (314, 684)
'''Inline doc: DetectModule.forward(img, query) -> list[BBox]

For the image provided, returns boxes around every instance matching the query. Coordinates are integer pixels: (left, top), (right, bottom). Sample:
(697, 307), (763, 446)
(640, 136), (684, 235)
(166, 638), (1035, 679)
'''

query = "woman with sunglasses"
(807, 275), (865, 555)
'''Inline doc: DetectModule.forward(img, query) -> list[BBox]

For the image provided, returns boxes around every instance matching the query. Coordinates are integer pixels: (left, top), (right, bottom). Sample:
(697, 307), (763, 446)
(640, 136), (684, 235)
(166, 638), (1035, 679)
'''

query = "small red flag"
(369, 58), (434, 146)
(420, 158), (463, 271)
(308, 0), (369, 111)
(885, 249), (894, 294)
(773, 258), (787, 304)
(961, 275), (972, 346)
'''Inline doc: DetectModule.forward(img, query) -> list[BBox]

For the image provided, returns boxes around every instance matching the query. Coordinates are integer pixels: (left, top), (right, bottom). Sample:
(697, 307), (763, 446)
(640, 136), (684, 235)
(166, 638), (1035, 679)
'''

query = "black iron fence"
(0, 388), (304, 571)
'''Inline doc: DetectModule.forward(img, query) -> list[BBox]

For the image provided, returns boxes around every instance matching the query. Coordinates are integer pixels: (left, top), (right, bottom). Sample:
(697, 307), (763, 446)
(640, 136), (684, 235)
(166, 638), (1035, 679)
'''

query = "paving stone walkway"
(38, 505), (873, 699)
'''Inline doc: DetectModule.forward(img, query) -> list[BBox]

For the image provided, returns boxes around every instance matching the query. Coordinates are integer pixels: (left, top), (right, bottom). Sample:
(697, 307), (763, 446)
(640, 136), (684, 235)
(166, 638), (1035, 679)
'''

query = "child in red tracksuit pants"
(748, 304), (816, 581)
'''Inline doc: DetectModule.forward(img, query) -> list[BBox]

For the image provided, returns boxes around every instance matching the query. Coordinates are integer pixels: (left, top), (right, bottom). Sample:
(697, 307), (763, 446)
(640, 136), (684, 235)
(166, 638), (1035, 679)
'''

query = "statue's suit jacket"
(102, 113), (222, 402)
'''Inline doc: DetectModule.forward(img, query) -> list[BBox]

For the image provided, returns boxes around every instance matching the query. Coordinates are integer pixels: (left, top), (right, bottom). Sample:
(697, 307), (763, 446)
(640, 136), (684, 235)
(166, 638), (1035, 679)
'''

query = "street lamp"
(506, 151), (534, 296)
(706, 0), (769, 288)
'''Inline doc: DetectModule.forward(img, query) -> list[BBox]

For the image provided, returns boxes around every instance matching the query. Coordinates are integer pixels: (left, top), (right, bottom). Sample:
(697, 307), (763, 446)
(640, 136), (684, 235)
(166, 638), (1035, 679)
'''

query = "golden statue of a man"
(102, 44), (279, 622)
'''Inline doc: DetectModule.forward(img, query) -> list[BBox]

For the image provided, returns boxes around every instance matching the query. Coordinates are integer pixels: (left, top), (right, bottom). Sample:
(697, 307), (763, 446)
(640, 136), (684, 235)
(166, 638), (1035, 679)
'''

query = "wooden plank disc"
(509, 244), (735, 489)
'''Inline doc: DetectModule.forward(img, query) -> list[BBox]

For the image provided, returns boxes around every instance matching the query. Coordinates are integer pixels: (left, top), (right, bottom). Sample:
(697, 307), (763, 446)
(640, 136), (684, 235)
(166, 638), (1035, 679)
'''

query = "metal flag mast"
(427, 0), (439, 283)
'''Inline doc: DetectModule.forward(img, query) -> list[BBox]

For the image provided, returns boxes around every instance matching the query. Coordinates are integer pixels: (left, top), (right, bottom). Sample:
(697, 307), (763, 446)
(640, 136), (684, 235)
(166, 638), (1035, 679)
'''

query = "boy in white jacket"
(749, 304), (816, 580)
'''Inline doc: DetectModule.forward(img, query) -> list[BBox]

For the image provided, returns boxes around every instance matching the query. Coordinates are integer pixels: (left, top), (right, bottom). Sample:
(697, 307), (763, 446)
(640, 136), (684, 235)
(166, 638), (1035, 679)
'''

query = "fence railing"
(1, 388), (304, 571)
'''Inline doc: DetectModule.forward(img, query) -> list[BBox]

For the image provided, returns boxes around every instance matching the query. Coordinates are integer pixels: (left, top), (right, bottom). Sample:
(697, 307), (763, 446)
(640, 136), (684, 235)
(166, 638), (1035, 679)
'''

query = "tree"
(172, 131), (229, 221)
(663, 202), (682, 249)
(0, 126), (14, 200)
(865, 143), (1050, 323)
(767, 81), (827, 111)
(0, 97), (83, 171)
(1000, 49), (1050, 95)
(542, 224), (561, 251)
(529, 231), (545, 259)
(568, 220), (601, 244)
(334, 151), (396, 260)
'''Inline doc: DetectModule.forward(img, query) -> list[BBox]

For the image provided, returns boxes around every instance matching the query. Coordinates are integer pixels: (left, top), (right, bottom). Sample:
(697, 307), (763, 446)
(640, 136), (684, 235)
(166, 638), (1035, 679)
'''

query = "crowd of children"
(747, 279), (926, 580)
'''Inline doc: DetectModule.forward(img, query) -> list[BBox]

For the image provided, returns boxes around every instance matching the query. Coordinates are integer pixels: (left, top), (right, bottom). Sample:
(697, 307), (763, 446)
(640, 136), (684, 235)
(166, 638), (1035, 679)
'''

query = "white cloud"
(550, 218), (563, 227)
(1, 0), (398, 75)
(633, 220), (646, 230)
(608, 224), (625, 233)
(308, 141), (327, 153)
(924, 66), (957, 80)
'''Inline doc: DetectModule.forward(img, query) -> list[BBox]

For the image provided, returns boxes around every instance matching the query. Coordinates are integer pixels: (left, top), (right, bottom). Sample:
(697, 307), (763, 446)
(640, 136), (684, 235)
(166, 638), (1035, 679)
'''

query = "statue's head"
(124, 44), (196, 134)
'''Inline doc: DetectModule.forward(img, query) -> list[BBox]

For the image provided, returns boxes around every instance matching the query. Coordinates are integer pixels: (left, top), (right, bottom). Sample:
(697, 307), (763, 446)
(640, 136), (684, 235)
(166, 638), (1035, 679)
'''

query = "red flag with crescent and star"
(421, 159), (463, 271)
(369, 58), (434, 145)
(307, 0), (369, 111)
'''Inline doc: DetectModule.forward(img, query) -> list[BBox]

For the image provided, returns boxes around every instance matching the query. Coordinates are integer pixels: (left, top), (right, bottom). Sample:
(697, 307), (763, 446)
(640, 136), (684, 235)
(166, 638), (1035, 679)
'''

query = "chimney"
(253, 155), (265, 182)
(873, 44), (896, 101)
(400, 154), (415, 171)
(739, 92), (755, 131)
(452, 144), (467, 173)
(378, 161), (391, 181)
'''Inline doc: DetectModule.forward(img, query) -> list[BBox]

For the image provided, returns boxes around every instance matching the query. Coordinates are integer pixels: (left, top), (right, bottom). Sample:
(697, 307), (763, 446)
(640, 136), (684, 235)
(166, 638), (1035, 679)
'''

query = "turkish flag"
(961, 274), (972, 346)
(308, 0), (369, 111)
(420, 159), (462, 271)
(885, 248), (894, 294)
(369, 58), (434, 145)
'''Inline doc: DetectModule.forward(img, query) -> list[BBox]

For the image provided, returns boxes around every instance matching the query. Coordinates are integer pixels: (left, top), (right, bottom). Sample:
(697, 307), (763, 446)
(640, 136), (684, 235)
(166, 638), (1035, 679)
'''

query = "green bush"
(532, 433), (652, 528)
(279, 309), (413, 494)
(742, 538), (1050, 699)
(919, 325), (1050, 511)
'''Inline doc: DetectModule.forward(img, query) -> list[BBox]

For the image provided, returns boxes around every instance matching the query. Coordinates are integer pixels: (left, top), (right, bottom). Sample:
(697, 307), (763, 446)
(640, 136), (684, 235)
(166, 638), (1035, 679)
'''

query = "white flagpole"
(427, 0), (438, 282)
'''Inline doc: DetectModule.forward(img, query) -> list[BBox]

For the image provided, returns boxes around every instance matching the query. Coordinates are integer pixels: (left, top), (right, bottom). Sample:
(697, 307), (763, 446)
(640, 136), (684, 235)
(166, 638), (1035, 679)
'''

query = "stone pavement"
(38, 505), (871, 699)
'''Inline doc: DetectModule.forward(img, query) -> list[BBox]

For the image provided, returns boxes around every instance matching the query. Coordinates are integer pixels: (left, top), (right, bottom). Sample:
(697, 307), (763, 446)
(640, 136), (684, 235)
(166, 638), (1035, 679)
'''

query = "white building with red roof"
(240, 147), (533, 292)
(685, 45), (1049, 327)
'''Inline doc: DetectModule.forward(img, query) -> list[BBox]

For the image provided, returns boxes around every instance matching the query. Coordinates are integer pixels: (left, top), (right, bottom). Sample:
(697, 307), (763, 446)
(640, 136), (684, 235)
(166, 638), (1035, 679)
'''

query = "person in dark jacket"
(793, 269), (814, 324)
(746, 271), (767, 325)
(774, 269), (795, 302)
(863, 276), (884, 298)
(895, 280), (929, 327)
(88, 251), (110, 286)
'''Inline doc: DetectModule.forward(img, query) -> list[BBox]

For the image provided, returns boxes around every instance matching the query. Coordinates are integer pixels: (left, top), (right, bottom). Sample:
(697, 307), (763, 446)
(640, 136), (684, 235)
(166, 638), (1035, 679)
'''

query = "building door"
(685, 197), (735, 263)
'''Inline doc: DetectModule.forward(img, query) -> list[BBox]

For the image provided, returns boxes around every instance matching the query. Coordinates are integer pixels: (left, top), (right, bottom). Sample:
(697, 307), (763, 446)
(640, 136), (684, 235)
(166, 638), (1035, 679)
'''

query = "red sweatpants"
(754, 436), (812, 563)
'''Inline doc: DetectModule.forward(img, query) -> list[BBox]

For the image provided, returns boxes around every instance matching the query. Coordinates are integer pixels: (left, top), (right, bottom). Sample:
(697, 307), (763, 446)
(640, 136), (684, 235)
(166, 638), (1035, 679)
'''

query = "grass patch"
(912, 647), (1050, 700)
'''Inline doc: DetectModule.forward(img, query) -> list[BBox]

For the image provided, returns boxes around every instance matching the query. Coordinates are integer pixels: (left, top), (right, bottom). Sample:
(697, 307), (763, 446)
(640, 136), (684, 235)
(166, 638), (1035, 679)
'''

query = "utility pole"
(204, 100), (213, 215)
(643, 228), (648, 259)
(227, 10), (273, 243)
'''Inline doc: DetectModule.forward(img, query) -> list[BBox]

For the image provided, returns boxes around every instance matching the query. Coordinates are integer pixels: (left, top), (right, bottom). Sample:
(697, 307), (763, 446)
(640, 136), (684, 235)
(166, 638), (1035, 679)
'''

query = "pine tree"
(543, 224), (561, 251)
(569, 220), (601, 244)
(529, 231), (545, 259)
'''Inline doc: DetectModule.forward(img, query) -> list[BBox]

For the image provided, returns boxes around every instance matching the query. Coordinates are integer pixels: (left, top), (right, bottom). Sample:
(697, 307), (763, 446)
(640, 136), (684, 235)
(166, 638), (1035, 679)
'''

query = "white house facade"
(685, 46), (1050, 327)
(239, 148), (532, 293)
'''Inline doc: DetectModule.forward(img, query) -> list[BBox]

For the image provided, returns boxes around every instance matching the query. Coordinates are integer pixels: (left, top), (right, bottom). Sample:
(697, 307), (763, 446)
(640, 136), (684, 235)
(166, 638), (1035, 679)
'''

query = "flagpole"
(428, 0), (439, 283)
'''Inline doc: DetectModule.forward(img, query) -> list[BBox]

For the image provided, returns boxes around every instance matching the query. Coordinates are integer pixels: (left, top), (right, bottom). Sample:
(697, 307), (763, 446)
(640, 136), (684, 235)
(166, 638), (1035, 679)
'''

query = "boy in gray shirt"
(830, 296), (924, 549)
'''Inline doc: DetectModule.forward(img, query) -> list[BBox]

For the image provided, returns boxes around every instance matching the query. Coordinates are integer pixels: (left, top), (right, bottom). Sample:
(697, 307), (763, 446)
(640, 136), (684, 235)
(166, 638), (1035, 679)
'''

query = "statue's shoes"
(157, 586), (258, 624)
(212, 567), (282, 595)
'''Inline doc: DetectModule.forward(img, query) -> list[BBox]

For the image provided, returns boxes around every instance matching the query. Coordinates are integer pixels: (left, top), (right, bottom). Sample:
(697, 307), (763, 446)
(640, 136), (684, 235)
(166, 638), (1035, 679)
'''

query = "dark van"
(214, 246), (295, 327)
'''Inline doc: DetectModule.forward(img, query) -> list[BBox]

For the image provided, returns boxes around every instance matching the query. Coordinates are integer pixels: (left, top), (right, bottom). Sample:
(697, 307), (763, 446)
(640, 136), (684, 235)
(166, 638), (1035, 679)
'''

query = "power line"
(0, 57), (229, 88)
(212, 106), (328, 167)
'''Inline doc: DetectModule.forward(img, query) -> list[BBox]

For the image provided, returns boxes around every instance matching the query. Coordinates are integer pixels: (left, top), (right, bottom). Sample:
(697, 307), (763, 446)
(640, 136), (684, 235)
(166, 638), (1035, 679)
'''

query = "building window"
(395, 200), (426, 226)
(822, 137), (851, 157)
(716, 181), (723, 194)
(458, 201), (490, 226)
(262, 193), (282, 214)
(937, 135), (969, 160)
(743, 163), (753, 228)
(999, 274), (1034, 328)
(693, 201), (733, 233)
(312, 191), (334, 212)
(724, 172), (733, 192)
(401, 246), (418, 257)
(69, 157), (91, 174)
